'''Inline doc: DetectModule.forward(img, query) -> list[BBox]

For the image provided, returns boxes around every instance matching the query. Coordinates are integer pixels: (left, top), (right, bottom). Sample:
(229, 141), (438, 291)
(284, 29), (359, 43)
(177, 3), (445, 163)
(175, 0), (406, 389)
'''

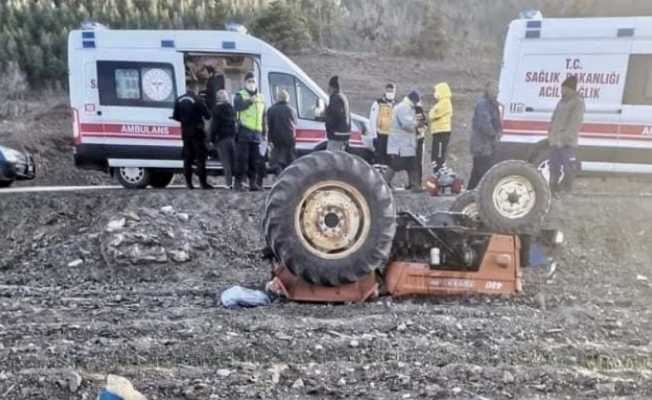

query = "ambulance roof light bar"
(519, 9), (543, 20)
(80, 20), (110, 31)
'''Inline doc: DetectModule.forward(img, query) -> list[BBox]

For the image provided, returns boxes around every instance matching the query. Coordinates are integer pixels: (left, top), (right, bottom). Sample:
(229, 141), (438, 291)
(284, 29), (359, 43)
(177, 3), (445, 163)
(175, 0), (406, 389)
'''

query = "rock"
(106, 218), (126, 232)
(292, 378), (305, 389)
(452, 387), (462, 395)
(125, 211), (141, 221)
(596, 382), (616, 393)
(216, 369), (231, 378)
(105, 374), (147, 400)
(349, 339), (360, 348)
(160, 206), (175, 215)
(502, 370), (515, 384)
(314, 344), (324, 351)
(67, 259), (83, 268)
(424, 384), (445, 398)
(534, 293), (546, 311)
(269, 364), (288, 385)
(396, 323), (407, 332)
(169, 250), (191, 263)
(65, 370), (82, 392)
(337, 377), (346, 386)
(636, 274), (648, 281)
(177, 213), (190, 222)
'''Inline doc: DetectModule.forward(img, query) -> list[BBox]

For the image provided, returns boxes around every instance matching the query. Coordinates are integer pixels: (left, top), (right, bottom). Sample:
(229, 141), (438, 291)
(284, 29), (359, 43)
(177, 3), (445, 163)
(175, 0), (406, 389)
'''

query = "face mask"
(385, 92), (395, 101)
(246, 82), (257, 92)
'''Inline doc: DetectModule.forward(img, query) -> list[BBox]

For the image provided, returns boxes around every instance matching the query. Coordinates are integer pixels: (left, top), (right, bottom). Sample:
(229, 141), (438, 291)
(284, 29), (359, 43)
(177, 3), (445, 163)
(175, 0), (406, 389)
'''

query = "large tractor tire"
(476, 160), (551, 235)
(449, 190), (480, 223)
(263, 151), (396, 286)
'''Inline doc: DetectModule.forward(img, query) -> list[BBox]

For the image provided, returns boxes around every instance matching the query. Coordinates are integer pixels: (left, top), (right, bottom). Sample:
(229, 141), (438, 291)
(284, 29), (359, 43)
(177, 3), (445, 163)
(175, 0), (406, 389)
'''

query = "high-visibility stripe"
(502, 119), (652, 141)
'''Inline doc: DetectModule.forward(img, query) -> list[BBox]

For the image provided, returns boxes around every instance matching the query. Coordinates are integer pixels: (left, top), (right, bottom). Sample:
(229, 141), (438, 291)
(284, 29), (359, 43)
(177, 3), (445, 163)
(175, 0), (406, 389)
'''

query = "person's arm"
(291, 107), (298, 139)
(267, 107), (275, 142)
(233, 93), (253, 112)
(199, 100), (210, 120)
(475, 102), (497, 138)
(368, 102), (379, 137)
(398, 105), (417, 132)
(172, 101), (181, 122)
(563, 99), (585, 145)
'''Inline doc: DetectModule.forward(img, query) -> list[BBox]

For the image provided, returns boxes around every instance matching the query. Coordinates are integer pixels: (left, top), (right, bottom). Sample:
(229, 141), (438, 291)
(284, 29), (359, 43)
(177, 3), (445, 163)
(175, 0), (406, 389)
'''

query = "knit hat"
(562, 75), (578, 91)
(329, 75), (340, 90)
(407, 90), (420, 104)
(244, 71), (255, 81)
(385, 83), (396, 90)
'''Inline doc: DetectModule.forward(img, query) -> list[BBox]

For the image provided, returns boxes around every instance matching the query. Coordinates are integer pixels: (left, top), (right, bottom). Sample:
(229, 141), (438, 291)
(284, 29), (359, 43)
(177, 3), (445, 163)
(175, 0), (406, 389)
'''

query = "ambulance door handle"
(96, 110), (103, 116)
(525, 107), (534, 112)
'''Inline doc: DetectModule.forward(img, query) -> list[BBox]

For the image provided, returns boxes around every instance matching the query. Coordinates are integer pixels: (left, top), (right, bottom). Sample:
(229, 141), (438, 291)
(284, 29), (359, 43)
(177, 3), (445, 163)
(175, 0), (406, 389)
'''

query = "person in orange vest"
(369, 83), (397, 167)
(428, 82), (453, 174)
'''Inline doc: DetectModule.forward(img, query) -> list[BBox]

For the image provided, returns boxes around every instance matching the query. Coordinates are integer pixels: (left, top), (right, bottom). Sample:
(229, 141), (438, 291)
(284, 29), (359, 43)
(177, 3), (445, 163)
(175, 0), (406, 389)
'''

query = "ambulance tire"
(0, 180), (13, 188)
(116, 167), (151, 189)
(449, 190), (480, 223)
(263, 151), (396, 287)
(149, 171), (174, 188)
(476, 160), (551, 235)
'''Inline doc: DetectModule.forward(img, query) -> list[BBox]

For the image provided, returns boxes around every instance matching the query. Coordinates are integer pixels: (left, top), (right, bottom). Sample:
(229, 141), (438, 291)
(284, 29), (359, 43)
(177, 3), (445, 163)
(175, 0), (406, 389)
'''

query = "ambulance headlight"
(0, 146), (24, 164)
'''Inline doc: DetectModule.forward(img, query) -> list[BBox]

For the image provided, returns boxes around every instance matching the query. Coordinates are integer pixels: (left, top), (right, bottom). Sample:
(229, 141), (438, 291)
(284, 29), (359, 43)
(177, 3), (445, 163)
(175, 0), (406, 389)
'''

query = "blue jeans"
(550, 146), (577, 192)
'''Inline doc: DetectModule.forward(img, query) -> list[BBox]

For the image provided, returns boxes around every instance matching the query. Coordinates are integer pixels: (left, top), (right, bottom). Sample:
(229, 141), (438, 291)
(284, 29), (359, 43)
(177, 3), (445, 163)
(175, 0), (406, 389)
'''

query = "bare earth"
(1, 52), (652, 399)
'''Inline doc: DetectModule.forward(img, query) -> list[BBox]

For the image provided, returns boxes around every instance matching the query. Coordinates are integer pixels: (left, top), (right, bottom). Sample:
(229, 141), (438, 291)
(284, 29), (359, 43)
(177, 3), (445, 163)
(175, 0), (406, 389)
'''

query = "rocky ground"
(1, 51), (652, 399)
(1, 188), (652, 399)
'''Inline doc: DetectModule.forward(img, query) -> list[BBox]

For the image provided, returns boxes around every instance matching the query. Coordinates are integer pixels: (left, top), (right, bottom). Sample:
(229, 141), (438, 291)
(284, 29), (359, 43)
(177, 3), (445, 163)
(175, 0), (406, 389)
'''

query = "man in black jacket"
(210, 90), (236, 188)
(205, 66), (225, 109)
(172, 89), (212, 190)
(267, 89), (298, 176)
(324, 76), (351, 152)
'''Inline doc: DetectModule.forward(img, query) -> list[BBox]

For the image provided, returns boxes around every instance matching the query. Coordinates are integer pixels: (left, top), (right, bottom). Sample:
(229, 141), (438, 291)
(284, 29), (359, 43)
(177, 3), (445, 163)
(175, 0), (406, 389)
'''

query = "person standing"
(548, 75), (585, 197)
(428, 82), (453, 173)
(205, 66), (225, 109)
(267, 89), (298, 176)
(385, 90), (422, 190)
(324, 76), (351, 152)
(369, 83), (397, 166)
(468, 82), (502, 190)
(172, 89), (212, 190)
(234, 72), (266, 191)
(210, 89), (236, 188)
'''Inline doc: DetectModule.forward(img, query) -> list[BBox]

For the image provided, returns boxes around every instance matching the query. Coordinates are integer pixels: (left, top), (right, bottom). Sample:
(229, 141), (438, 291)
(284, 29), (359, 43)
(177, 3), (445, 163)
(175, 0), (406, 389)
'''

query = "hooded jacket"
(548, 91), (585, 148)
(428, 83), (453, 134)
(470, 95), (502, 157)
(387, 97), (418, 157)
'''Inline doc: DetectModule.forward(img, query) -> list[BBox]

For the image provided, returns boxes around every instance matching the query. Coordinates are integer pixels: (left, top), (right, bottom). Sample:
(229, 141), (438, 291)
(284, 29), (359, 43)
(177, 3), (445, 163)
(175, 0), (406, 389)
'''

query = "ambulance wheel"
(263, 151), (396, 286)
(449, 190), (480, 223)
(476, 160), (551, 235)
(116, 167), (151, 189)
(0, 180), (13, 188)
(149, 171), (174, 188)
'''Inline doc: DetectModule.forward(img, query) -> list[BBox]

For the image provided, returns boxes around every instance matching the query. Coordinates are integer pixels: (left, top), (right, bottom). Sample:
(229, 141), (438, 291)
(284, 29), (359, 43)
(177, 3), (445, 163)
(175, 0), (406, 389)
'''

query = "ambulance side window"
(296, 80), (318, 120)
(97, 61), (177, 108)
(624, 55), (652, 106)
(268, 72), (298, 110)
(268, 72), (320, 121)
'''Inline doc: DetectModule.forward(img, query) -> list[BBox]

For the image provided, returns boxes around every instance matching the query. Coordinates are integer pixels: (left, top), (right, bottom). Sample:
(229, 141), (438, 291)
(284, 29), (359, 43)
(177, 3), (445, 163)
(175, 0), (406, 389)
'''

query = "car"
(0, 145), (35, 187)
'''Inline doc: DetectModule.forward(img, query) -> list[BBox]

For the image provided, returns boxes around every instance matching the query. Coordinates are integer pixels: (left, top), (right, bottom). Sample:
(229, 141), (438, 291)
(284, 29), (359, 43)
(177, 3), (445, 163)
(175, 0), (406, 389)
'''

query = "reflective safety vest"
(238, 90), (265, 133)
(377, 102), (393, 135)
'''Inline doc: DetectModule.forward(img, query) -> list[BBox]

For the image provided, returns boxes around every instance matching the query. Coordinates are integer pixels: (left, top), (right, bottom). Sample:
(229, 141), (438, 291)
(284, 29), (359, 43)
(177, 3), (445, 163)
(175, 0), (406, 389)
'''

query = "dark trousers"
(467, 154), (495, 190)
(385, 155), (418, 189)
(415, 137), (424, 185)
(215, 137), (235, 187)
(234, 139), (262, 186)
(550, 146), (577, 193)
(182, 130), (208, 186)
(431, 132), (451, 173)
(269, 142), (296, 175)
(375, 134), (390, 165)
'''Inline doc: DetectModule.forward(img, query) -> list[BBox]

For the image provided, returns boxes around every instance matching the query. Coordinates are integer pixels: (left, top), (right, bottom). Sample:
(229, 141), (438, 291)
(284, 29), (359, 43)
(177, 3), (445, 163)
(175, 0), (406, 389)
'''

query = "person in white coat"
(385, 90), (423, 190)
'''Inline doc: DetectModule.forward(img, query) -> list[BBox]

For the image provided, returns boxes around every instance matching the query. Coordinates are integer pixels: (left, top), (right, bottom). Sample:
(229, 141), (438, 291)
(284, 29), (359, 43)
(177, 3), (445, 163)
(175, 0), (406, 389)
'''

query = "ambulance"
(68, 26), (372, 188)
(498, 15), (652, 178)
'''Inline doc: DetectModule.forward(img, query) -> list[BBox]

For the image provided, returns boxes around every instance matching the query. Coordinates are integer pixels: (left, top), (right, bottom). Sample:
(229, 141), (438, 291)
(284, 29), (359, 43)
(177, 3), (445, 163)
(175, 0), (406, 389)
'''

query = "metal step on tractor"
(262, 151), (561, 303)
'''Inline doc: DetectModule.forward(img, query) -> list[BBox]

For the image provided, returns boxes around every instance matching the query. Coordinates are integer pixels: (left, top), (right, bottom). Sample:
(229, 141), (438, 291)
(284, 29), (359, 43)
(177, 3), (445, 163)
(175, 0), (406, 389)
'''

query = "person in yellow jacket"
(428, 82), (453, 173)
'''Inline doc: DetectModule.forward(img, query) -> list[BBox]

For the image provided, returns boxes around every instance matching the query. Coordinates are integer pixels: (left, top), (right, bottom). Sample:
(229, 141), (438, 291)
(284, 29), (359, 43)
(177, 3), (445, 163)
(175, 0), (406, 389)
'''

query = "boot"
(233, 178), (244, 191)
(200, 182), (214, 190)
(185, 174), (194, 190)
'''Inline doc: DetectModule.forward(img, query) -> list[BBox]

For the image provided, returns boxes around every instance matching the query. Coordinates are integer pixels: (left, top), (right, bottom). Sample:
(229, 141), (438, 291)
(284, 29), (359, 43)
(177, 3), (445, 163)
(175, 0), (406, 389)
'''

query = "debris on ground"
(220, 285), (272, 309)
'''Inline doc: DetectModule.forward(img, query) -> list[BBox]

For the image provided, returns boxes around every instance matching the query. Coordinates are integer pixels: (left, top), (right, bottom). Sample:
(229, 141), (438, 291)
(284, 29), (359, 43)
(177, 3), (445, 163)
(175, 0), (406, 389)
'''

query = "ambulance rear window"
(97, 61), (177, 108)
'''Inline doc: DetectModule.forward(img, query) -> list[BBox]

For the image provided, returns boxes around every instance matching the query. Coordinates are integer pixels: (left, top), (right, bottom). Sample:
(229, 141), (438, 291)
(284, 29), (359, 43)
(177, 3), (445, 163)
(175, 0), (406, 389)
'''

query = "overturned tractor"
(263, 151), (556, 301)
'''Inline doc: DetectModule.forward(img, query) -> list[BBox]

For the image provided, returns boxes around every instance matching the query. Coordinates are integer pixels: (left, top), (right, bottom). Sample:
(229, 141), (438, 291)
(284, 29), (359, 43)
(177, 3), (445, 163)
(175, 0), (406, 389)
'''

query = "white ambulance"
(68, 27), (372, 188)
(498, 15), (652, 178)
